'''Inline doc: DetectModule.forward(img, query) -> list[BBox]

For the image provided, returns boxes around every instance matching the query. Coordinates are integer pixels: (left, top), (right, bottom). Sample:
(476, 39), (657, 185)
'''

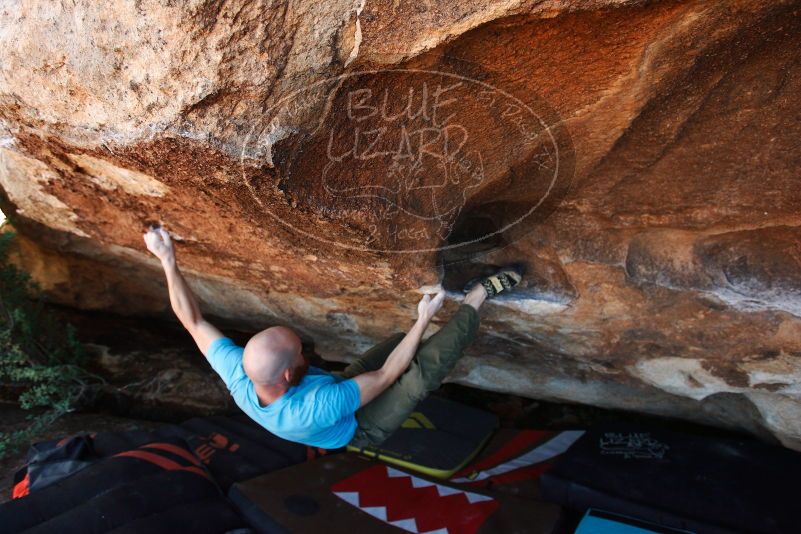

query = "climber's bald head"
(243, 326), (307, 387)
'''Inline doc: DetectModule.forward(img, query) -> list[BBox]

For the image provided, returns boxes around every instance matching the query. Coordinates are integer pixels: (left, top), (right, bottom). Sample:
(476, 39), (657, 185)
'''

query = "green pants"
(340, 304), (480, 448)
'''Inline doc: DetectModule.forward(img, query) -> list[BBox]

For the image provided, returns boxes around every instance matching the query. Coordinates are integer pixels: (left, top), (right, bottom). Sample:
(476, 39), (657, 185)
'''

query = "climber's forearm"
(379, 318), (428, 382)
(352, 318), (428, 407)
(160, 258), (223, 356)
(161, 258), (203, 330)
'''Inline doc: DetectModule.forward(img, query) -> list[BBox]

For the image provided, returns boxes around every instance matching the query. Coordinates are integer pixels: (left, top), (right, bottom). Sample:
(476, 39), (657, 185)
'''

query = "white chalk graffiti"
(321, 82), (488, 242)
(240, 69), (566, 254)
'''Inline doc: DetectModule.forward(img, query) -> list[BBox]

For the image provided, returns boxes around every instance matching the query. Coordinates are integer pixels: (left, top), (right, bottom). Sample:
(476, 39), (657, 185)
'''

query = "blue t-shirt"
(206, 337), (360, 449)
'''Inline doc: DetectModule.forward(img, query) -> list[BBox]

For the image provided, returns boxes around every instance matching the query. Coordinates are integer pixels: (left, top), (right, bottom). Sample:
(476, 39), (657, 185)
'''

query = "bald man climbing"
(144, 226), (523, 449)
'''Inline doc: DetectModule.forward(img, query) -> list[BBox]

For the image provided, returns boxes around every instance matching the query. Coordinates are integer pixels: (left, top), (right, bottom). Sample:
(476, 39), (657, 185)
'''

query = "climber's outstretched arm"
(352, 291), (445, 407)
(143, 227), (223, 356)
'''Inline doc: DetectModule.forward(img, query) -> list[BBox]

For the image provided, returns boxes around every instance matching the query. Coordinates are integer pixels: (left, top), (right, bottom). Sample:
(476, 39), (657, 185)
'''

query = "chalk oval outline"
(240, 68), (564, 254)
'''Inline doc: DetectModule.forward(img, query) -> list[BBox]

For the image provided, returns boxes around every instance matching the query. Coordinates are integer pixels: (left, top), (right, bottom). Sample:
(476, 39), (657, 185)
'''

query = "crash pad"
(0, 437), (247, 534)
(449, 428), (584, 497)
(540, 424), (801, 534)
(229, 453), (564, 534)
(3, 415), (322, 534)
(104, 497), (247, 534)
(180, 415), (313, 490)
(347, 395), (498, 479)
(574, 509), (694, 534)
(10, 414), (315, 500)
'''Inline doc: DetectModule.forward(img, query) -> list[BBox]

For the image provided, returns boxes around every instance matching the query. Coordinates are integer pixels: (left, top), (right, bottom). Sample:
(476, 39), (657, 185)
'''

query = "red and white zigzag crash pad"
(229, 453), (563, 534)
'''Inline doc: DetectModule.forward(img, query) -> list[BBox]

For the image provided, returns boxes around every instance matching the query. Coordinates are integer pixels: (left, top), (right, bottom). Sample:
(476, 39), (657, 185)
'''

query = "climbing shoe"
(463, 264), (524, 299)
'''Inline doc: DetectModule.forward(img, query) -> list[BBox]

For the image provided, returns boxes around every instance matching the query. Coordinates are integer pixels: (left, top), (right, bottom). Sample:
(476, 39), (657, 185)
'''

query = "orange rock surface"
(1, 0), (800, 447)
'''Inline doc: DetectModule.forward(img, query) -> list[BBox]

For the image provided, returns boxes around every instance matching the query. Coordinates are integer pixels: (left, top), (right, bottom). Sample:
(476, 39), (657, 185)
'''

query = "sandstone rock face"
(2, 1), (801, 446)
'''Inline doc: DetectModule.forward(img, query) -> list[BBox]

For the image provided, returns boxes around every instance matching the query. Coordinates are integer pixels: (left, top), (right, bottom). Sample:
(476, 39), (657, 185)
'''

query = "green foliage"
(0, 231), (95, 459)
